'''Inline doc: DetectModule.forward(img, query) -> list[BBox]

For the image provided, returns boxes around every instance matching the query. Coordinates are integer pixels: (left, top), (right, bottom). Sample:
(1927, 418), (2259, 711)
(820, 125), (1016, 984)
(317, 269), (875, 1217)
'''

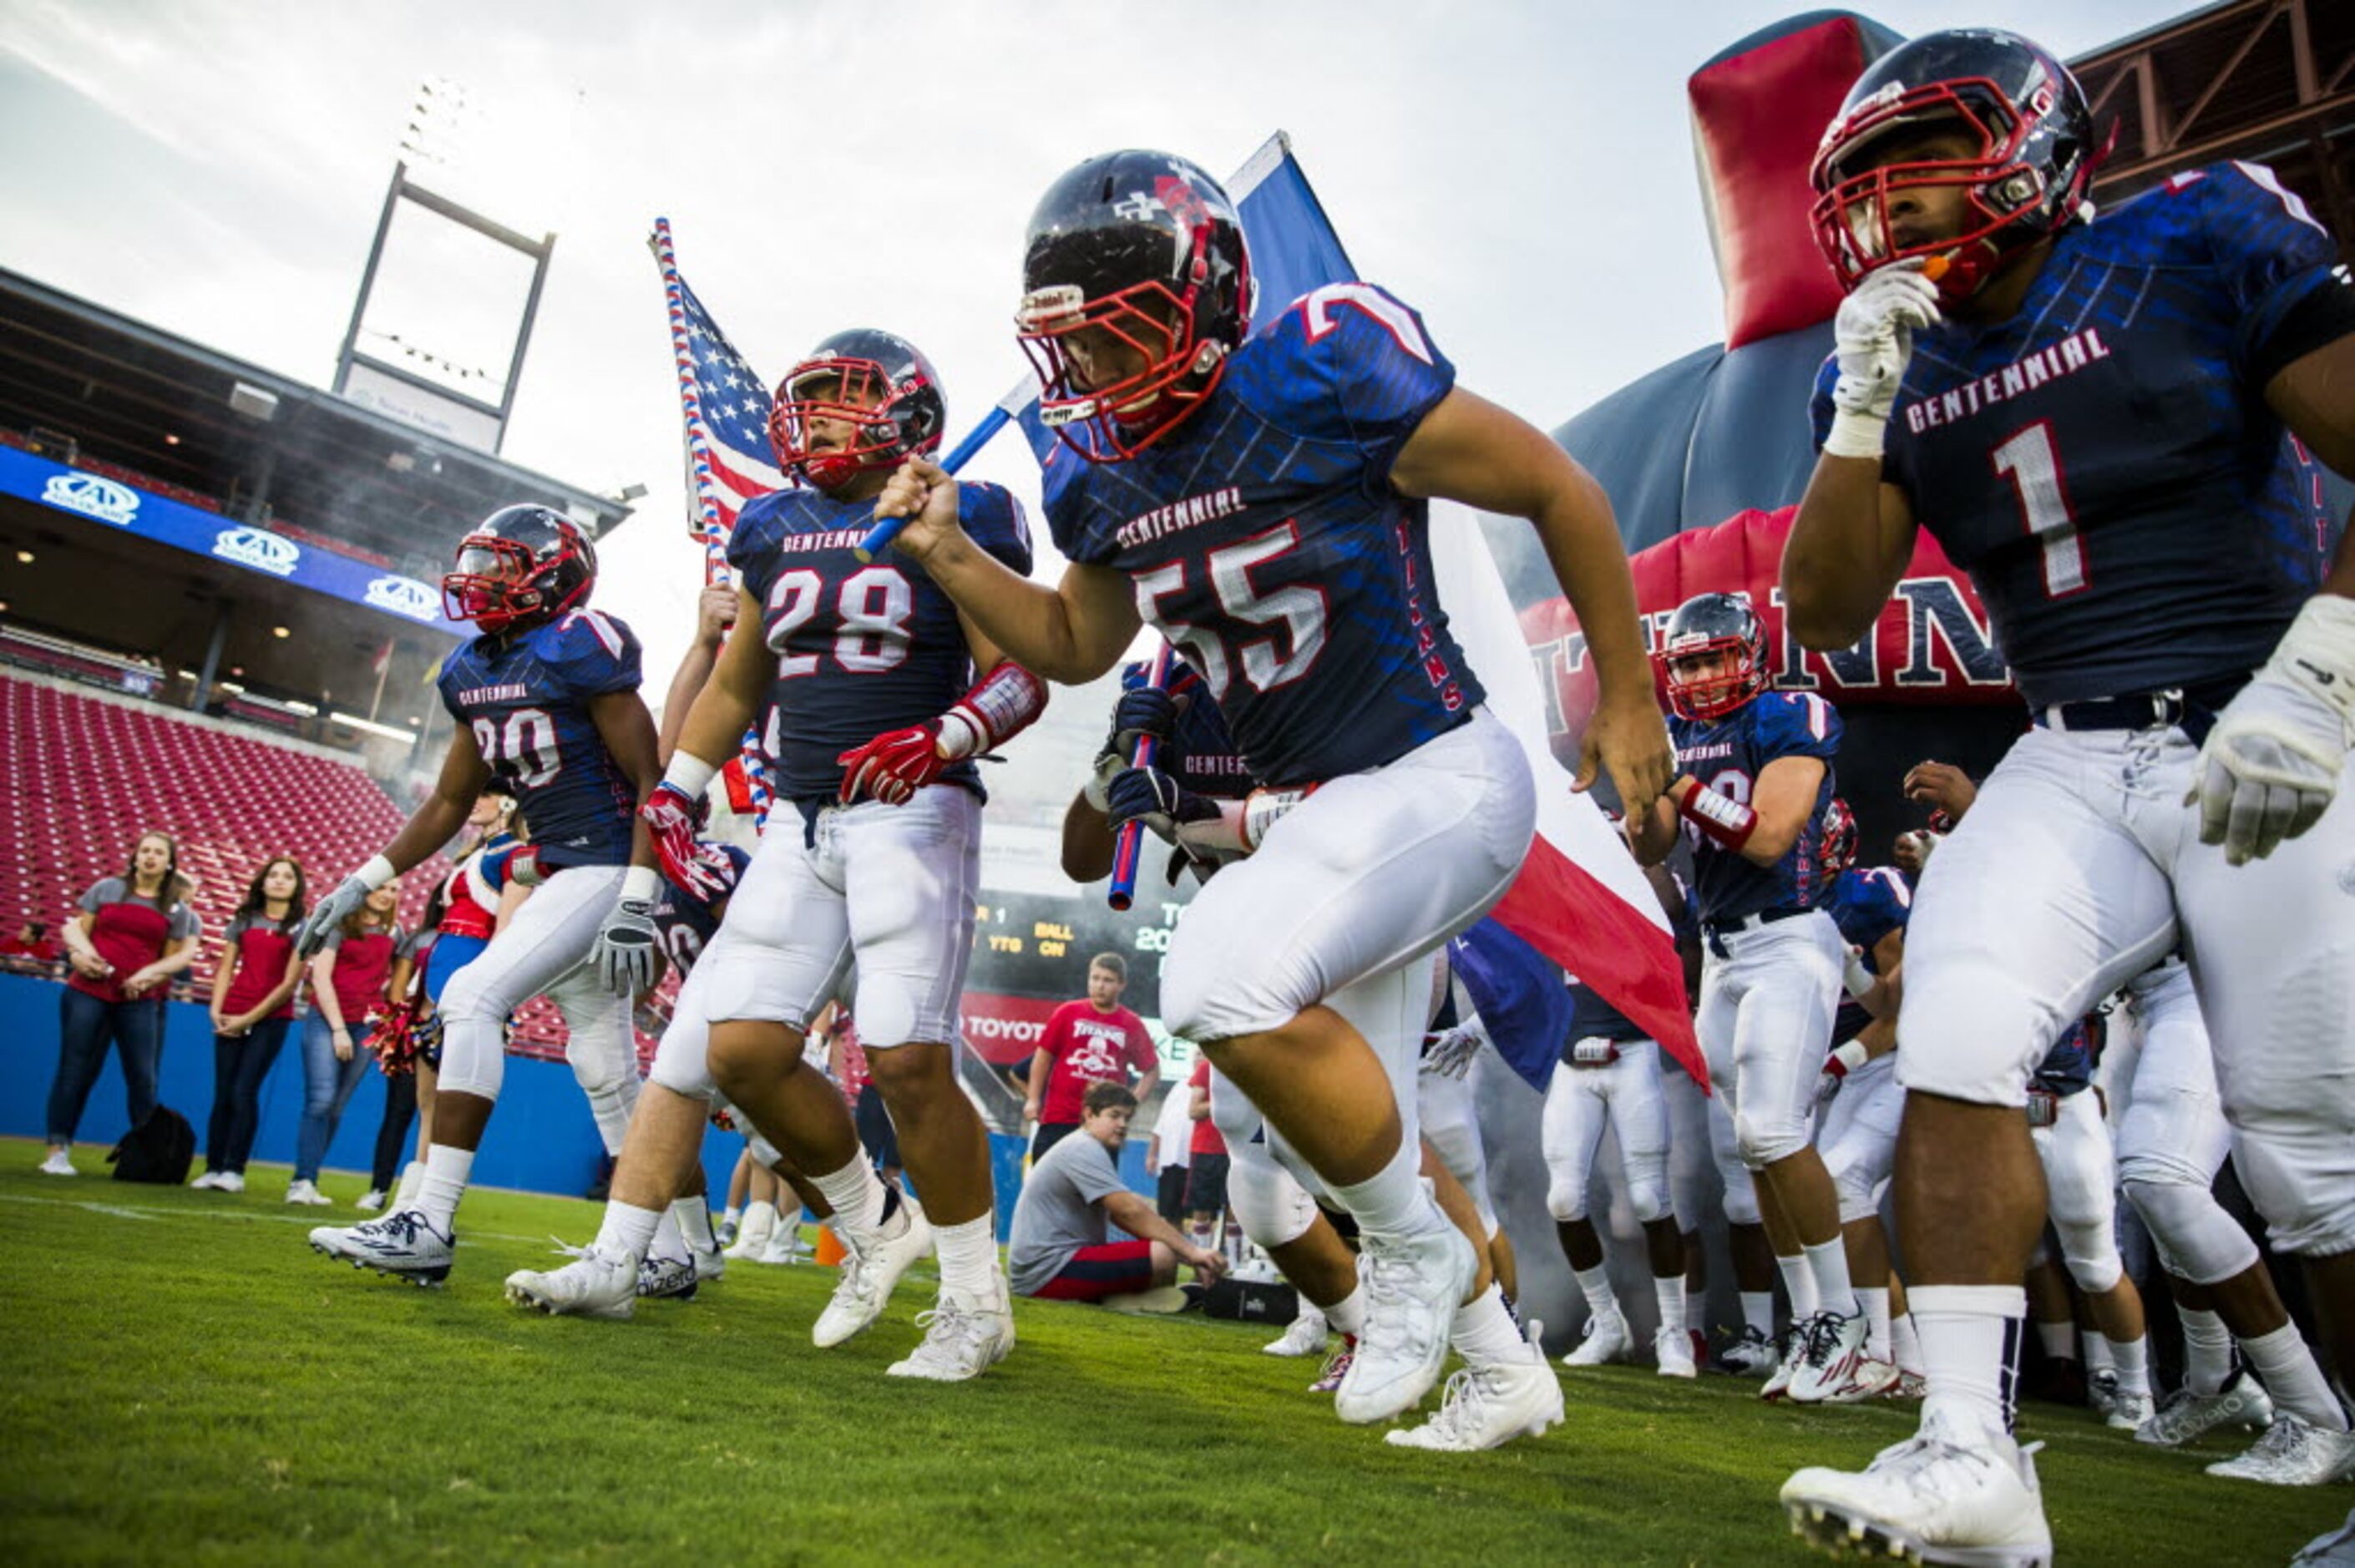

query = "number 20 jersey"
(1669, 690), (1841, 923)
(729, 482), (1033, 803)
(1811, 160), (2340, 709)
(437, 609), (644, 867)
(1043, 282), (1484, 789)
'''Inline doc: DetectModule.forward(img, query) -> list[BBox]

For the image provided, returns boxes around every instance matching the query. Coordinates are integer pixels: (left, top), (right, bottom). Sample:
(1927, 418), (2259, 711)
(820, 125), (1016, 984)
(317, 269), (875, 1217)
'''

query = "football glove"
(1421, 1023), (1486, 1081)
(1825, 262), (1942, 458)
(642, 781), (729, 898)
(1106, 766), (1220, 847)
(295, 875), (372, 959)
(2190, 596), (2355, 866)
(837, 724), (947, 807)
(590, 894), (661, 996)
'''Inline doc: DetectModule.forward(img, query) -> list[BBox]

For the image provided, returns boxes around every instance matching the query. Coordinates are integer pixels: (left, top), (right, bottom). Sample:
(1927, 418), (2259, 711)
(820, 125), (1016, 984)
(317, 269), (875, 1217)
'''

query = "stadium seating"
(1, 670), (587, 1060)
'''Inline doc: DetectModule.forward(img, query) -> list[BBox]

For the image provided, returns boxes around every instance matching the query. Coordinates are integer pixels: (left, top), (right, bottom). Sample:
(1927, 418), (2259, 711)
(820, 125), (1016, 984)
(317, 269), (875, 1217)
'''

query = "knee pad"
(433, 1016), (506, 1102)
(1545, 1165), (1590, 1224)
(2121, 1176), (2261, 1285)
(2054, 1214), (2124, 1295)
(646, 1024), (718, 1102)
(1228, 1146), (1318, 1249)
(1834, 1167), (1883, 1227)
(1208, 1073), (1260, 1151)
(1733, 1104), (1810, 1170)
(1624, 1165), (1670, 1226)
(746, 1129), (783, 1170)
(1719, 1167), (1761, 1227)
(1894, 970), (2041, 1106)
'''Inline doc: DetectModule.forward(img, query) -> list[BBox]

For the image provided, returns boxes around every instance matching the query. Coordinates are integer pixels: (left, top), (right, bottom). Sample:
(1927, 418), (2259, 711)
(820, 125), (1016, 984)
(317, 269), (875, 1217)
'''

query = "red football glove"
(837, 725), (946, 807)
(641, 781), (729, 899)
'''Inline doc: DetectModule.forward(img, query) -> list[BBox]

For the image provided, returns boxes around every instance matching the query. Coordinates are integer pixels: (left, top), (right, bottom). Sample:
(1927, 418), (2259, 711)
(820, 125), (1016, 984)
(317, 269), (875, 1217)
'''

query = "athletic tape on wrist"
(1821, 407), (1889, 462)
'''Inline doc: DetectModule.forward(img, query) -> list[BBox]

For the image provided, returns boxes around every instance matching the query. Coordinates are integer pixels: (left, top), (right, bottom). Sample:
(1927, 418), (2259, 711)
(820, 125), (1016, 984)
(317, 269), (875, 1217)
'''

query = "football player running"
(879, 149), (1668, 1427)
(640, 330), (1046, 1380)
(1627, 592), (1859, 1403)
(301, 505), (663, 1284)
(1778, 28), (2355, 1564)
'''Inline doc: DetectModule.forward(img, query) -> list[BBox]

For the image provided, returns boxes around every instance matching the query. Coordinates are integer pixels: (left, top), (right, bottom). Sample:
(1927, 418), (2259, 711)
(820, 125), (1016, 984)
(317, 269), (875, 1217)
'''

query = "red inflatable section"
(1521, 506), (2016, 751)
(1689, 14), (1876, 349)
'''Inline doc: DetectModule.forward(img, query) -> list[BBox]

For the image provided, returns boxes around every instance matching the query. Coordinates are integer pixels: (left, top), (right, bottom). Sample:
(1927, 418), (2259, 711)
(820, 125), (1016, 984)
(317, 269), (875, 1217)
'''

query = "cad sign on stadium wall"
(212, 525), (301, 578)
(1522, 505), (2014, 743)
(40, 472), (141, 528)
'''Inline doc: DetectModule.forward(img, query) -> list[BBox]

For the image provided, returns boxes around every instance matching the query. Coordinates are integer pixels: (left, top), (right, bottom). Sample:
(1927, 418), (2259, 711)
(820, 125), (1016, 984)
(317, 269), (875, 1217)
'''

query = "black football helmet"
(1819, 797), (1859, 884)
(442, 503), (597, 635)
(767, 328), (946, 493)
(1658, 592), (1770, 721)
(1016, 149), (1253, 462)
(1810, 28), (2100, 301)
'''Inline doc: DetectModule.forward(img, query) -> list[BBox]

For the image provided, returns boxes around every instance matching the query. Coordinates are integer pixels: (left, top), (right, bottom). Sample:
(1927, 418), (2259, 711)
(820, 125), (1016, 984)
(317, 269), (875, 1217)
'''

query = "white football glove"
(1421, 1021), (1486, 1081)
(1824, 264), (1942, 458)
(2189, 596), (2355, 866)
(1841, 945), (1876, 1000)
(590, 894), (660, 996)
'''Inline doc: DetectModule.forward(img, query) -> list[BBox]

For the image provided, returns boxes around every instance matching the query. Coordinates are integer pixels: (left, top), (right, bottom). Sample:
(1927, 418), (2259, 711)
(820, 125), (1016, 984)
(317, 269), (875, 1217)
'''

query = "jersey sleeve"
(957, 483), (1035, 577)
(726, 495), (783, 590)
(2180, 163), (2348, 379)
(1862, 867), (1913, 932)
(79, 878), (126, 913)
(168, 903), (202, 941)
(1807, 353), (1842, 452)
(1262, 282), (1457, 471)
(545, 610), (643, 699)
(1755, 691), (1843, 762)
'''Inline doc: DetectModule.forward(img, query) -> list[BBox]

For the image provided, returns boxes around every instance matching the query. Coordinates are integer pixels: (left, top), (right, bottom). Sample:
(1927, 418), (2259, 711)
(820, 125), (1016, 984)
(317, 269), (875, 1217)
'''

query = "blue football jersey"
(2034, 1013), (2105, 1099)
(438, 609), (643, 868)
(1045, 282), (1481, 787)
(732, 482), (1034, 802)
(1811, 162), (2340, 708)
(1565, 980), (1652, 1048)
(1670, 690), (1841, 923)
(1827, 864), (1912, 1045)
(654, 842), (750, 979)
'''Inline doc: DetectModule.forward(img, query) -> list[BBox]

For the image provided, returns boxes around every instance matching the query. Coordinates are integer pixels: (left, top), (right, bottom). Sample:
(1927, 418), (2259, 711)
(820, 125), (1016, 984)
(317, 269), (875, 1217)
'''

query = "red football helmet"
(767, 328), (945, 493)
(442, 504), (597, 635)
(1820, 797), (1859, 883)
(1658, 593), (1770, 721)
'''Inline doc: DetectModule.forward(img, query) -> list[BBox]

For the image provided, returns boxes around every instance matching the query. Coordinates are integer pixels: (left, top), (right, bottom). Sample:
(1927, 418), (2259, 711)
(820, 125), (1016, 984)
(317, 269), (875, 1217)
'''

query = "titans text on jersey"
(1045, 282), (1482, 788)
(1669, 690), (1841, 923)
(731, 481), (1033, 802)
(1812, 161), (2340, 707)
(437, 609), (642, 868)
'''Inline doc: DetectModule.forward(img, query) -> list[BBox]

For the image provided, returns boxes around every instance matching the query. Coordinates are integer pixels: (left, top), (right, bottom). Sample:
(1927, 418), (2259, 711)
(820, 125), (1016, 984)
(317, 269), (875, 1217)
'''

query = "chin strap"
(936, 660), (1049, 760)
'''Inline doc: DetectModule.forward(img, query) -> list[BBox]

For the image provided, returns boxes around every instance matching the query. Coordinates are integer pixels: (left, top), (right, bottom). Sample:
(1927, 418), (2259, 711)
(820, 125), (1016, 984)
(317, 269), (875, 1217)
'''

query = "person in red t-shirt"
(291, 882), (403, 1205)
(2, 920), (63, 968)
(1024, 952), (1160, 1164)
(43, 831), (205, 1175)
(193, 857), (308, 1191)
(1184, 1052), (1231, 1240)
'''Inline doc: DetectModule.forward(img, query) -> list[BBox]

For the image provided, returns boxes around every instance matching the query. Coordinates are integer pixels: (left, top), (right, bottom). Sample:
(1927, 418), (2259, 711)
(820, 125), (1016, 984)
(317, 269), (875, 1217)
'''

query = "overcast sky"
(1, 0), (2172, 694)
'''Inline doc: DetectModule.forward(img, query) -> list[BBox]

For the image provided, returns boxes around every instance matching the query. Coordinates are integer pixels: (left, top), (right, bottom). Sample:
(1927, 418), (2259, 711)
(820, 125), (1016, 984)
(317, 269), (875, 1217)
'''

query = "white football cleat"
(1562, 1314), (1632, 1368)
(1334, 1209), (1477, 1425)
(887, 1285), (1015, 1382)
(505, 1248), (637, 1320)
(1821, 1355), (1902, 1406)
(2205, 1414), (2355, 1486)
(1264, 1301), (1329, 1358)
(190, 1170), (223, 1191)
(1781, 1409), (2053, 1567)
(813, 1203), (934, 1348)
(285, 1179), (332, 1207)
(1785, 1309), (1871, 1404)
(216, 1171), (246, 1194)
(1311, 1336), (1357, 1394)
(39, 1149), (76, 1176)
(1761, 1328), (1805, 1402)
(355, 1189), (385, 1212)
(1654, 1324), (1698, 1378)
(2137, 1370), (2275, 1447)
(1716, 1325), (1780, 1378)
(2105, 1388), (2155, 1431)
(690, 1242), (726, 1284)
(310, 1209), (454, 1285)
(2292, 1507), (2355, 1565)
(2087, 1368), (2121, 1421)
(636, 1253), (700, 1303)
(1385, 1320), (1563, 1451)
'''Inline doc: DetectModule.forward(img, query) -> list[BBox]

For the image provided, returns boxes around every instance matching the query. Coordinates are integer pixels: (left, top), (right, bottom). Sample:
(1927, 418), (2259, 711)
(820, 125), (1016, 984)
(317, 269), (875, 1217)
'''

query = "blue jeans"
(48, 988), (164, 1145)
(205, 1018), (291, 1174)
(296, 1014), (372, 1182)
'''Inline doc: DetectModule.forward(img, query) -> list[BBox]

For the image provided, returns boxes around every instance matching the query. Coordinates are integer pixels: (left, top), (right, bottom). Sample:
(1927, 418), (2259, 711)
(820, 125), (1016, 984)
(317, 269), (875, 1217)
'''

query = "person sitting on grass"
(1008, 1082), (1228, 1303)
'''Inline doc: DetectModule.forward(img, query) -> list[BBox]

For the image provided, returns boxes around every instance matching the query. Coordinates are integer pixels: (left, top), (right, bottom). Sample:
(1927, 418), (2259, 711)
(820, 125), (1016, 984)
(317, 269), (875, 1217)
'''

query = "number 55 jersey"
(1043, 282), (1483, 787)
(1811, 160), (2340, 709)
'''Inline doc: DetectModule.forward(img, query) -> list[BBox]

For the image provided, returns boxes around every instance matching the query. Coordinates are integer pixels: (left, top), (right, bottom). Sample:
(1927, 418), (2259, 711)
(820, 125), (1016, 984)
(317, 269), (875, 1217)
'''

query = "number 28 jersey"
(1044, 282), (1482, 789)
(437, 609), (643, 868)
(730, 483), (1033, 803)
(1812, 160), (2340, 708)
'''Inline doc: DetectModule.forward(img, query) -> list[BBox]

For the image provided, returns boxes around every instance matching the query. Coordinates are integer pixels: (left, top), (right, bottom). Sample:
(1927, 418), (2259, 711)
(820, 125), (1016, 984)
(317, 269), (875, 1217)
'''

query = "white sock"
(2109, 1333), (2150, 1398)
(1324, 1285), (1366, 1338)
(2179, 1306), (2233, 1397)
(1858, 1286), (1892, 1361)
(671, 1196), (718, 1254)
(393, 1160), (427, 1211)
(1803, 1237), (1858, 1318)
(1891, 1312), (1925, 1376)
(1451, 1284), (1528, 1369)
(1775, 1255), (1821, 1322)
(1912, 1284), (2025, 1443)
(720, 1205), (742, 1227)
(1331, 1139), (1447, 1243)
(934, 1215), (1001, 1302)
(2036, 1321), (2076, 1363)
(417, 1144), (474, 1232)
(1573, 1264), (1623, 1325)
(1653, 1273), (1687, 1336)
(810, 1157), (888, 1247)
(734, 1200), (777, 1247)
(2242, 1323), (2351, 1431)
(1740, 1290), (1776, 1338)
(2084, 1332), (2116, 1378)
(595, 1200), (663, 1266)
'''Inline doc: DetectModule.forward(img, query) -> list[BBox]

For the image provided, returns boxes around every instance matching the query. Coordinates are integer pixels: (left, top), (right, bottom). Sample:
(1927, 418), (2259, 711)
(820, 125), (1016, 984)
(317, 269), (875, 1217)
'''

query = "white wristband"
(621, 866), (661, 903)
(1821, 408), (1889, 463)
(1831, 1040), (1870, 1075)
(662, 753), (719, 799)
(357, 854), (397, 891)
(2273, 594), (2355, 736)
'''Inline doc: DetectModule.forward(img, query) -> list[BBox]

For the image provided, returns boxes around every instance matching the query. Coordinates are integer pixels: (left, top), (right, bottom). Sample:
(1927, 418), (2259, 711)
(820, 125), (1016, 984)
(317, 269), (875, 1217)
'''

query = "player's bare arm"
(657, 584), (739, 761)
(1390, 386), (1672, 810)
(387, 724), (497, 874)
(1669, 754), (1826, 867)
(1060, 792), (1116, 883)
(586, 689), (662, 873)
(880, 455), (1139, 683)
(2264, 332), (2355, 598)
(671, 590), (768, 773)
(1625, 792), (1683, 867)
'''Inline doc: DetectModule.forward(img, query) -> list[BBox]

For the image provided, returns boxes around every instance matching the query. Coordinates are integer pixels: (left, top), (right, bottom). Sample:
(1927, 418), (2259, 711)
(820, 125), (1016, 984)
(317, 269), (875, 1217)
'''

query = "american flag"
(653, 222), (787, 542)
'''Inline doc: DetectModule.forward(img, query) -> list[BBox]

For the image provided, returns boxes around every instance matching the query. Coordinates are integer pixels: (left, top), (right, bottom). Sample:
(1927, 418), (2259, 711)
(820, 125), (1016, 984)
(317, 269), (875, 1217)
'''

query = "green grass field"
(1, 1136), (2340, 1565)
